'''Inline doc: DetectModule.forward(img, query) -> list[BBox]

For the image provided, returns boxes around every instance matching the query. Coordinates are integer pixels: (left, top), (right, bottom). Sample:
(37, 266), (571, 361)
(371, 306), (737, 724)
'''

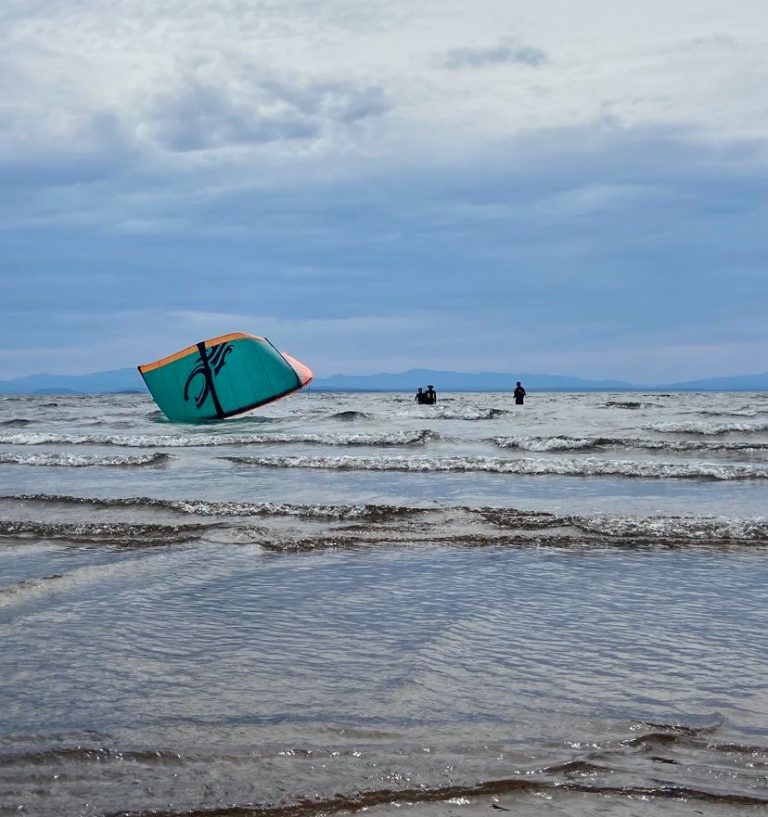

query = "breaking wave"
(0, 418), (32, 427)
(572, 514), (768, 542)
(0, 519), (212, 545)
(645, 420), (768, 435)
(494, 435), (616, 452)
(0, 430), (439, 448)
(224, 454), (768, 480)
(4, 493), (424, 522)
(3, 494), (767, 547)
(0, 452), (170, 467)
(493, 435), (768, 453)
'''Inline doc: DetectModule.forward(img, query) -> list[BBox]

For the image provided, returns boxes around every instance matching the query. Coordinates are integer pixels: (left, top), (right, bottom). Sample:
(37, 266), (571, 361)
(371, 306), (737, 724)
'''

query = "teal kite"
(138, 332), (313, 422)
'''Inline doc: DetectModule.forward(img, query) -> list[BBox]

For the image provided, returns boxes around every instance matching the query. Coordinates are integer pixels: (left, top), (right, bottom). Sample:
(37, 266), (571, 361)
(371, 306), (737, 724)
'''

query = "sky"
(1, 0), (767, 382)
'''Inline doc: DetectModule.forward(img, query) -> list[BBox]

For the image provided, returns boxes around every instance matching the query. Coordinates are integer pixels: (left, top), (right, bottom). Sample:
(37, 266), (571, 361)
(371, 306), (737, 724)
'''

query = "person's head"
(516, 381), (521, 386)
(428, 384), (433, 389)
(417, 387), (423, 393)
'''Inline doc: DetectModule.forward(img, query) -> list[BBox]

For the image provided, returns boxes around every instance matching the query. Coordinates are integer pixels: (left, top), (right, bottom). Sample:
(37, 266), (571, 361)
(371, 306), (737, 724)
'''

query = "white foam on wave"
(224, 454), (768, 480)
(0, 452), (169, 467)
(494, 435), (768, 453)
(166, 499), (391, 520)
(3, 493), (424, 521)
(574, 514), (768, 541)
(0, 430), (438, 448)
(645, 421), (768, 435)
(494, 436), (600, 451)
(5, 493), (767, 547)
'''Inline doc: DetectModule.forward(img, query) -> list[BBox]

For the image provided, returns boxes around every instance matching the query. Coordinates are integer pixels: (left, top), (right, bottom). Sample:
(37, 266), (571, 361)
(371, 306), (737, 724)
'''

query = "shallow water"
(1, 391), (767, 816)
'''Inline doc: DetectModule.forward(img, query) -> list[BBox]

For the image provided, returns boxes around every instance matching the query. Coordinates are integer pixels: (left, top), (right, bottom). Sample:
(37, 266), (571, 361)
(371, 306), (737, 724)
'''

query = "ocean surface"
(1, 390), (767, 817)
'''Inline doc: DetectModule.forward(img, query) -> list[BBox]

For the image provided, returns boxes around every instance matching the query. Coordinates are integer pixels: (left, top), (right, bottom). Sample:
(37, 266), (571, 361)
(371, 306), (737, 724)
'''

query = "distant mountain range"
(1, 366), (767, 394)
(0, 369), (147, 395)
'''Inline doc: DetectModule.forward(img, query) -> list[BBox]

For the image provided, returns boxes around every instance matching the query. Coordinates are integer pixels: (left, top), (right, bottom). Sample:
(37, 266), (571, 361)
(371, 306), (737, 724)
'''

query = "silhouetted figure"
(425, 385), (437, 405)
(415, 387), (427, 404)
(513, 381), (526, 405)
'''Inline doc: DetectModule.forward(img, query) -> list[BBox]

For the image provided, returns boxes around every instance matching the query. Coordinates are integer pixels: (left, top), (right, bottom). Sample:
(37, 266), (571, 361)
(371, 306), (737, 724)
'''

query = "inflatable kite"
(138, 332), (313, 422)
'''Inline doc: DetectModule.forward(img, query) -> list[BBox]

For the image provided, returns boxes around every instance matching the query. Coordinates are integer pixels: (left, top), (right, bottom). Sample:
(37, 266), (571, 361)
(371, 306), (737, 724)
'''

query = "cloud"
(0, 113), (140, 197)
(1, 0), (764, 187)
(441, 42), (548, 69)
(145, 70), (389, 153)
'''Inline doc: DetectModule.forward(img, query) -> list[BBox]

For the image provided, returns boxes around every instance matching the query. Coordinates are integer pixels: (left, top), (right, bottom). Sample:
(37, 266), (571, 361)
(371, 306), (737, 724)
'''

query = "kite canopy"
(138, 332), (313, 422)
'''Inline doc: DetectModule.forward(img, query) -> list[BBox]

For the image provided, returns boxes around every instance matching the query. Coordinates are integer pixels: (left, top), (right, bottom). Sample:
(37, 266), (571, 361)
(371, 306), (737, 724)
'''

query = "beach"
(1, 390), (767, 816)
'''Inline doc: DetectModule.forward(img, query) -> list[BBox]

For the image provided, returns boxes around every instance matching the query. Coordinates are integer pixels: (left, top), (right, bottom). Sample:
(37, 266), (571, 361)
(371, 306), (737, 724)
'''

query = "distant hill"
(662, 372), (768, 391)
(0, 366), (767, 394)
(0, 368), (145, 394)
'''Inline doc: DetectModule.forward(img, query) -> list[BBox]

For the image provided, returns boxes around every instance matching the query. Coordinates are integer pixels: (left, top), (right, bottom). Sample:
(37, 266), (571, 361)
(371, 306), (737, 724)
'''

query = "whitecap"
(223, 454), (768, 480)
(0, 452), (170, 467)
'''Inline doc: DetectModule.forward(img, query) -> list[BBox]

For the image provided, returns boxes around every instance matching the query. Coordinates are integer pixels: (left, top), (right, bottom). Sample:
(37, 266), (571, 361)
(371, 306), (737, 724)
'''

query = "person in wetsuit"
(415, 387), (427, 404)
(424, 385), (437, 405)
(513, 381), (526, 405)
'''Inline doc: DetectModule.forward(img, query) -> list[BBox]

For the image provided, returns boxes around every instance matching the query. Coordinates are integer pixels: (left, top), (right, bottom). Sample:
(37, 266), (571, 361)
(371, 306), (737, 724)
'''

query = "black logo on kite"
(184, 342), (234, 410)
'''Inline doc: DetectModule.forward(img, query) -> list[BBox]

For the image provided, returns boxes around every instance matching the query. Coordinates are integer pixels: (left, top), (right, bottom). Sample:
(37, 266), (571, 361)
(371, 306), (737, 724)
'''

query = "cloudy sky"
(1, 0), (766, 382)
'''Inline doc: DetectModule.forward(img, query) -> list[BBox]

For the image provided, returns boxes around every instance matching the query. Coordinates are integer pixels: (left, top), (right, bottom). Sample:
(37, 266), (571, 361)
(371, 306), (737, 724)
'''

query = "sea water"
(0, 391), (767, 816)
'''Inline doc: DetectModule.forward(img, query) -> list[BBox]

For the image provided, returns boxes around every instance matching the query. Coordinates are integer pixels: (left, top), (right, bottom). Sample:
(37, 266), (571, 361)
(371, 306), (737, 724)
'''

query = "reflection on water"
(2, 543), (767, 816)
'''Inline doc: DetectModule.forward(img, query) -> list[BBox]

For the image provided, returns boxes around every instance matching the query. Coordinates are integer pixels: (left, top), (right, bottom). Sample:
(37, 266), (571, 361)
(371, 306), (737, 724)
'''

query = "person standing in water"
(425, 385), (437, 405)
(415, 387), (427, 404)
(513, 381), (526, 405)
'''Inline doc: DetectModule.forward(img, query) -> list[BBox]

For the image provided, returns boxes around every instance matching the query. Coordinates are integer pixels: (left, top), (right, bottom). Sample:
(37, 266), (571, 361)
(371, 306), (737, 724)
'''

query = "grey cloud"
(148, 74), (390, 153)
(0, 109), (139, 190)
(149, 82), (319, 152)
(318, 85), (389, 123)
(442, 42), (548, 70)
(257, 77), (390, 123)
